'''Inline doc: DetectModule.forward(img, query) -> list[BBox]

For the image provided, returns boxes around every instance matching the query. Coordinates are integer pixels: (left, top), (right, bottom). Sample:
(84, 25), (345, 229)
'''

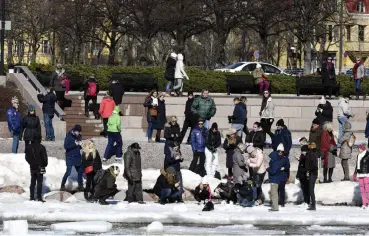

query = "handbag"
(149, 107), (158, 116)
(85, 165), (93, 174)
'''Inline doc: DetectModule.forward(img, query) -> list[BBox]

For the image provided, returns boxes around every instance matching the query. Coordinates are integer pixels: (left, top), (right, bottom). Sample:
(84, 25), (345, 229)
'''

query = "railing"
(14, 66), (66, 119)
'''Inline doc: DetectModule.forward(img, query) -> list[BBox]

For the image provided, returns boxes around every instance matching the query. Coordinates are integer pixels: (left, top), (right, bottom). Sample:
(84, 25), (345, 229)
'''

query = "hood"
(211, 122), (218, 130)
(338, 97), (344, 105)
(269, 151), (280, 162)
(103, 97), (115, 104)
(27, 104), (36, 114)
(113, 106), (120, 114)
(325, 100), (332, 107)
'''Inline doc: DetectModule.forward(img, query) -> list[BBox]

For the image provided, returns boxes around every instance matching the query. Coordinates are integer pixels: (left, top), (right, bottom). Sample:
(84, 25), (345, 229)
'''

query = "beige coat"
(248, 148), (266, 174)
(261, 97), (275, 118)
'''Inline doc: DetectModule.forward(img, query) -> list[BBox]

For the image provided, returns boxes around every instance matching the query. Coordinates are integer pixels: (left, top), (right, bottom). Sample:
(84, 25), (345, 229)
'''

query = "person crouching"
(153, 167), (182, 205)
(82, 140), (102, 202)
(194, 177), (212, 203)
(25, 142), (48, 202)
(94, 166), (120, 205)
(236, 180), (257, 207)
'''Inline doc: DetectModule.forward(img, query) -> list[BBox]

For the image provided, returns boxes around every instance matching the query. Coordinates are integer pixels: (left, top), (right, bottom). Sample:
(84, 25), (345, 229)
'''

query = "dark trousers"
(323, 168), (334, 182)
(228, 168), (233, 177)
(85, 173), (95, 195)
(254, 172), (266, 201)
(323, 86), (333, 98)
(25, 140), (39, 152)
(243, 118), (249, 135)
(300, 176), (310, 204)
(189, 151), (206, 176)
(260, 118), (274, 138)
(181, 119), (194, 143)
(278, 181), (286, 206)
(55, 91), (65, 110)
(309, 174), (317, 206)
(126, 180), (143, 202)
(97, 188), (119, 201)
(155, 129), (162, 142)
(85, 95), (98, 116)
(104, 132), (123, 159)
(30, 173), (43, 200)
(101, 118), (109, 136)
(61, 165), (83, 187)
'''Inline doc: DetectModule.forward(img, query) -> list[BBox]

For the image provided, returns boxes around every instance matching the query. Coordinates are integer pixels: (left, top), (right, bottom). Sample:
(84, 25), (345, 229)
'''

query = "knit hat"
(312, 118), (320, 125)
(202, 176), (210, 185)
(28, 104), (36, 113)
(73, 124), (82, 132)
(277, 143), (284, 152)
(166, 166), (176, 174)
(276, 119), (284, 127)
(319, 96), (326, 105)
(130, 142), (141, 149)
(246, 145), (255, 154)
(227, 128), (237, 136)
(11, 96), (19, 104)
(301, 145), (309, 152)
(211, 122), (218, 130)
(170, 52), (177, 59)
(299, 137), (307, 142)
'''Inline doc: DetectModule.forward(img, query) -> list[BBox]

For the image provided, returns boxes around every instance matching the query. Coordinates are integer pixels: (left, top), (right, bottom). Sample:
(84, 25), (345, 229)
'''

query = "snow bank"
(2, 220), (28, 235)
(50, 221), (112, 233)
(146, 221), (164, 234)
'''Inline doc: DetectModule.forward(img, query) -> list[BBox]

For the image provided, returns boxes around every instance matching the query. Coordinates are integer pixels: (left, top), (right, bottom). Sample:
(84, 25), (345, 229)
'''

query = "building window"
(328, 25), (333, 41)
(357, 1), (366, 13)
(346, 25), (351, 41)
(359, 25), (365, 41)
(42, 40), (49, 54)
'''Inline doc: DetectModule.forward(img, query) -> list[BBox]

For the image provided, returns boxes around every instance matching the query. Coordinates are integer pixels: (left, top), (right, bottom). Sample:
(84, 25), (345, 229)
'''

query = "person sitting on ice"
(153, 166), (183, 204)
(214, 180), (237, 203)
(194, 176), (212, 203)
(235, 179), (257, 207)
(93, 165), (120, 205)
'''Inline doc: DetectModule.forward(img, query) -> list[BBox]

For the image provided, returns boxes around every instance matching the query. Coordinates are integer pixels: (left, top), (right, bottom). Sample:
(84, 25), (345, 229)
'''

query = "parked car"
(283, 68), (304, 76)
(345, 68), (369, 76)
(215, 62), (285, 75)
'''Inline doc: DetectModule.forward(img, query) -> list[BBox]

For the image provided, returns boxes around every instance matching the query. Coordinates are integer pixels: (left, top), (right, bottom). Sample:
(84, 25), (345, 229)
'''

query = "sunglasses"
(198, 123), (204, 125)
(264, 92), (269, 94)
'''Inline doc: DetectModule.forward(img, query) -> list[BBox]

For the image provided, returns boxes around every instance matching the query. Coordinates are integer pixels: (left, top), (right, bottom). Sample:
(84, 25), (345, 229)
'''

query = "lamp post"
(0, 0), (5, 75)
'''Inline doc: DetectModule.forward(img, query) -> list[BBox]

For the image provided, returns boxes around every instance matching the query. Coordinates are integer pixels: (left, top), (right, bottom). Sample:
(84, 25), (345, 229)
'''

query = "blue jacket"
(6, 107), (21, 134)
(272, 127), (292, 155)
(365, 119), (369, 138)
(268, 151), (282, 184)
(64, 130), (82, 166)
(191, 126), (207, 152)
(279, 156), (290, 182)
(231, 102), (246, 124)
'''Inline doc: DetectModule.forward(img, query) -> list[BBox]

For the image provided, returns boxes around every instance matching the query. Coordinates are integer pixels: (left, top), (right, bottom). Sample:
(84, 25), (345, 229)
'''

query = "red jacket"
(99, 97), (116, 118)
(320, 130), (336, 167)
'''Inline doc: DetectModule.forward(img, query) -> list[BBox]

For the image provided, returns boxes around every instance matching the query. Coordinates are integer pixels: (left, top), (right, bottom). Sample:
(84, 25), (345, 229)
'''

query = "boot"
(155, 130), (162, 142)
(85, 112), (89, 118)
(37, 198), (46, 203)
(60, 185), (66, 191)
(328, 168), (334, 183)
(30, 191), (35, 201)
(99, 199), (109, 205)
(307, 204), (316, 211)
(323, 168), (328, 183)
(84, 191), (89, 201)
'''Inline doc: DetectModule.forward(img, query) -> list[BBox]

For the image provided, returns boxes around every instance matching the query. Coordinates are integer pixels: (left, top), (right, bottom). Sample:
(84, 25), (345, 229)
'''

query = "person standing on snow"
(123, 143), (145, 204)
(355, 144), (369, 209)
(271, 119), (292, 157)
(164, 52), (177, 96)
(315, 96), (333, 126)
(259, 90), (274, 139)
(20, 104), (42, 151)
(84, 75), (100, 119)
(152, 93), (167, 142)
(191, 89), (217, 130)
(143, 90), (159, 143)
(232, 143), (248, 186)
(94, 166), (120, 205)
(99, 92), (116, 137)
(25, 141), (48, 202)
(205, 122), (221, 179)
(278, 145), (290, 207)
(61, 124), (83, 191)
(37, 87), (56, 141)
(338, 122), (356, 181)
(337, 97), (353, 143)
(352, 58), (366, 100)
(228, 97), (247, 139)
(296, 145), (310, 207)
(309, 118), (322, 150)
(223, 128), (243, 179)
(180, 91), (196, 144)
(320, 122), (337, 183)
(268, 143), (283, 212)
(104, 106), (123, 162)
(305, 142), (320, 211)
(173, 53), (189, 97)
(7, 96), (22, 153)
(189, 119), (207, 177)
(82, 140), (102, 201)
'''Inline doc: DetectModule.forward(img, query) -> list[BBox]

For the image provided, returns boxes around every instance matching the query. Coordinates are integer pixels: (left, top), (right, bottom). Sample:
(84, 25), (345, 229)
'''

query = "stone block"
(275, 107), (301, 118)
(301, 107), (318, 118)
(286, 118), (314, 131)
(273, 98), (315, 107)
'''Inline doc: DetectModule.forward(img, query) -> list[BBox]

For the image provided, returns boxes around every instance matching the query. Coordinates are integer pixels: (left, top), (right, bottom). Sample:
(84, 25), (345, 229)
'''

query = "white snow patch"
(147, 221), (164, 234)
(172, 204), (188, 212)
(161, 225), (284, 235)
(307, 225), (355, 231)
(50, 221), (112, 233)
(3, 220), (28, 235)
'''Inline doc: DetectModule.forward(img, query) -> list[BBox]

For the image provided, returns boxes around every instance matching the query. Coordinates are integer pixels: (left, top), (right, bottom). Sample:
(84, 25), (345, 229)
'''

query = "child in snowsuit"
(104, 106), (123, 162)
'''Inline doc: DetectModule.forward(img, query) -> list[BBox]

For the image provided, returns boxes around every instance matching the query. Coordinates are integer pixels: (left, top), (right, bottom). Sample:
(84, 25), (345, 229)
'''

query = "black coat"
(21, 114), (41, 142)
(206, 130), (221, 151)
(123, 147), (142, 182)
(315, 101), (333, 126)
(82, 151), (102, 172)
(94, 171), (117, 198)
(184, 98), (196, 123)
(194, 185), (210, 202)
(153, 174), (175, 197)
(321, 62), (336, 86)
(306, 149), (320, 176)
(109, 82), (125, 105)
(164, 57), (177, 80)
(37, 92), (56, 116)
(223, 136), (243, 168)
(245, 130), (265, 150)
(296, 154), (307, 179)
(164, 123), (181, 154)
(152, 100), (166, 130)
(25, 142), (48, 174)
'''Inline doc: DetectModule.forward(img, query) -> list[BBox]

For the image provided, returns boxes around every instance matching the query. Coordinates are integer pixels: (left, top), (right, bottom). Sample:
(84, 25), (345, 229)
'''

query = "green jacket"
(191, 96), (217, 120)
(107, 106), (121, 132)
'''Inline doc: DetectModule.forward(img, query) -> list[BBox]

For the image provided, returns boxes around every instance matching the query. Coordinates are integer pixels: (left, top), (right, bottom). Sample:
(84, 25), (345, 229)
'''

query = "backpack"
(93, 169), (106, 185)
(87, 82), (97, 96)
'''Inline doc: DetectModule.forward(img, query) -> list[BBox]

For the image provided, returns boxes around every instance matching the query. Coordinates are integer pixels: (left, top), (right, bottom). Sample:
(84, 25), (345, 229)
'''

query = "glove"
(331, 149), (337, 156)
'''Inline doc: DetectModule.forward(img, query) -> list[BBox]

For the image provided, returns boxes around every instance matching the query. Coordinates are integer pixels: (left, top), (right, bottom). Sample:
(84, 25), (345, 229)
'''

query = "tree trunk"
(31, 43), (37, 64)
(259, 32), (269, 62)
(216, 31), (228, 65)
(304, 41), (312, 75)
(108, 31), (117, 65)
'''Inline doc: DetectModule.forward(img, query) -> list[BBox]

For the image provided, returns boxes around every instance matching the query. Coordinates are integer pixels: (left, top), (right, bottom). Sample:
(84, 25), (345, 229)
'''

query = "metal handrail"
(14, 66), (66, 119)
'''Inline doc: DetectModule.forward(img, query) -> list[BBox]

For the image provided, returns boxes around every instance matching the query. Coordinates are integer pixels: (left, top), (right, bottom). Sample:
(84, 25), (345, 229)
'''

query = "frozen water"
(147, 221), (164, 234)
(3, 220), (28, 235)
(50, 221), (112, 233)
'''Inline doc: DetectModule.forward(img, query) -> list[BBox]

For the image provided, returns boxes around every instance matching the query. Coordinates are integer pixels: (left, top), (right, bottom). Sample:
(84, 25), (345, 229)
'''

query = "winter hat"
(166, 166), (176, 174)
(319, 96), (326, 105)
(312, 118), (320, 125)
(344, 122), (352, 130)
(299, 137), (307, 142)
(177, 54), (184, 61)
(113, 106), (120, 114)
(211, 122), (218, 130)
(276, 119), (284, 127)
(246, 145), (255, 154)
(170, 52), (177, 59)
(11, 96), (19, 104)
(202, 176), (210, 185)
(256, 63), (262, 68)
(130, 142), (141, 149)
(358, 143), (366, 152)
(277, 143), (284, 152)
(198, 118), (204, 123)
(28, 104), (36, 113)
(188, 91), (194, 96)
(73, 124), (82, 132)
(227, 128), (237, 136)
(89, 74), (95, 79)
(301, 145), (309, 152)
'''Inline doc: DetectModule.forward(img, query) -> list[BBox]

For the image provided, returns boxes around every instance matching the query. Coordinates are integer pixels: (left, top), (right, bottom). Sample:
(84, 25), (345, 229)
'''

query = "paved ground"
(0, 137), (359, 182)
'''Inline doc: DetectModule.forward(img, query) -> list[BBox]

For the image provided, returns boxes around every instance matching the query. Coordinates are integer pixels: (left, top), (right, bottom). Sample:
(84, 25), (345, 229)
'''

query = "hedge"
(27, 63), (364, 97)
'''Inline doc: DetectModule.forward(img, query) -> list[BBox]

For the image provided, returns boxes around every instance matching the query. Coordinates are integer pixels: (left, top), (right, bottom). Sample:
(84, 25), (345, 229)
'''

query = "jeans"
(85, 96), (98, 116)
(203, 120), (210, 130)
(253, 172), (265, 201)
(257, 81), (270, 94)
(337, 116), (348, 143)
(61, 165), (83, 187)
(30, 173), (43, 200)
(165, 80), (174, 93)
(355, 79), (362, 90)
(173, 78), (183, 92)
(205, 148), (219, 177)
(104, 132), (123, 159)
(309, 174), (317, 206)
(237, 192), (256, 207)
(160, 188), (182, 201)
(147, 122), (153, 140)
(180, 119), (194, 143)
(44, 114), (55, 141)
(278, 181), (286, 206)
(232, 123), (244, 139)
(11, 131), (20, 153)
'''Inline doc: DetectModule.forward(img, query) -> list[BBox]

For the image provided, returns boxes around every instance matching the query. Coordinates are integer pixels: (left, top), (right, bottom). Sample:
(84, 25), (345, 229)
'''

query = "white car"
(215, 62), (285, 75)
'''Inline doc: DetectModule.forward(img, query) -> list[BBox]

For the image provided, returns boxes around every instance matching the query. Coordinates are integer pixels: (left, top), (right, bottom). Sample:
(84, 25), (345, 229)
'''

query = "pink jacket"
(99, 97), (116, 118)
(248, 148), (266, 174)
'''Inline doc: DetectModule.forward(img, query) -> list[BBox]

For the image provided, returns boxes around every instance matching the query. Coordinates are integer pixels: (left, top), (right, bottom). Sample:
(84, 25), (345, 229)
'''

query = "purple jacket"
(191, 126), (207, 152)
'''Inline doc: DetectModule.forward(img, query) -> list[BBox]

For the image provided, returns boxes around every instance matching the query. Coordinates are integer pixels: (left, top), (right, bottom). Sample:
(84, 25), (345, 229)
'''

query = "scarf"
(151, 96), (158, 106)
(260, 96), (269, 113)
(353, 63), (360, 79)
